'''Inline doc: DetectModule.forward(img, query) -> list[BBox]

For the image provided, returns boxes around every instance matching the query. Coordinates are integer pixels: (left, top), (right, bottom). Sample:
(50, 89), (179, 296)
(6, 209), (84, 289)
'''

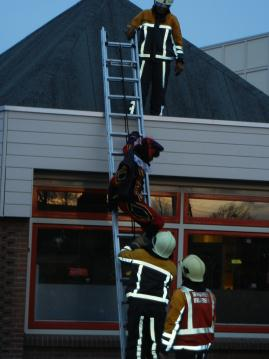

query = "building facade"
(202, 32), (269, 96)
(1, 106), (269, 358)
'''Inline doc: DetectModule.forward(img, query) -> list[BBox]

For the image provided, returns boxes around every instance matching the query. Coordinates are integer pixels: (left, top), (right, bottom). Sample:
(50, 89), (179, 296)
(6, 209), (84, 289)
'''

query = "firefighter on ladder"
(126, 0), (184, 116)
(108, 131), (165, 241)
(160, 255), (216, 359)
(118, 230), (177, 359)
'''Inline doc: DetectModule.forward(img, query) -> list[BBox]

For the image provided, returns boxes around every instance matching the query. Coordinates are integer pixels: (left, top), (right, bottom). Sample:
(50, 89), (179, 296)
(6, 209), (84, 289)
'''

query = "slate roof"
(0, 0), (269, 122)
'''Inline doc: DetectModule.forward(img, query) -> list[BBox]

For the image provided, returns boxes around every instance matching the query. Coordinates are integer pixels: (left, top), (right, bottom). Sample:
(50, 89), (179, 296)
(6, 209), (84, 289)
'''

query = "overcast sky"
(1, 0), (269, 55)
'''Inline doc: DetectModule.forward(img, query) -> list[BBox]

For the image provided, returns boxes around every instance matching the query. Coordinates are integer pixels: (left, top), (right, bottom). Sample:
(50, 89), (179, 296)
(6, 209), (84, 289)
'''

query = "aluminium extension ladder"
(100, 27), (151, 359)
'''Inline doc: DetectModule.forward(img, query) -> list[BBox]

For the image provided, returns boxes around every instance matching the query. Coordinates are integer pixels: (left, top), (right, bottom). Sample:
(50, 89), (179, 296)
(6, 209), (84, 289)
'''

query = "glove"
(127, 131), (142, 145)
(175, 60), (184, 76)
(125, 26), (136, 40)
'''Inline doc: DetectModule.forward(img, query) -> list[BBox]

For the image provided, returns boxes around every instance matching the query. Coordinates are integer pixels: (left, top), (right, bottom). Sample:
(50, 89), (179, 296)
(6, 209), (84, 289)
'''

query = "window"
(29, 223), (179, 330)
(151, 192), (180, 222)
(33, 187), (109, 219)
(33, 187), (179, 221)
(184, 230), (269, 332)
(29, 224), (118, 329)
(185, 193), (269, 227)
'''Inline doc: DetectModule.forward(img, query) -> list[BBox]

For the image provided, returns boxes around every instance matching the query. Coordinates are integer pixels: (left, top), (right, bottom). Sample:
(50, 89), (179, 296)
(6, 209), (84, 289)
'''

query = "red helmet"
(134, 137), (164, 163)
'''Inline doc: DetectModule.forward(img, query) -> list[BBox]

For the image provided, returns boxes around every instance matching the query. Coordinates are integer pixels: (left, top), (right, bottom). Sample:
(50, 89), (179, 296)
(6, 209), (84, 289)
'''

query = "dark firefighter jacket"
(127, 9), (184, 61)
(118, 246), (176, 304)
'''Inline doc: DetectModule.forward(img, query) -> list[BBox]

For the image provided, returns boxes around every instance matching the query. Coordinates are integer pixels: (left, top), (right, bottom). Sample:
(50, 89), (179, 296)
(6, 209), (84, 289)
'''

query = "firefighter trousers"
(119, 200), (164, 238)
(126, 299), (166, 359)
(140, 59), (171, 116)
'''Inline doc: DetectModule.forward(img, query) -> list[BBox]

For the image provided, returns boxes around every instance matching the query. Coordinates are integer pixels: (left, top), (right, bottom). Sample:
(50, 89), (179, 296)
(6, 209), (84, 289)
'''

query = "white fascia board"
(1, 105), (269, 130)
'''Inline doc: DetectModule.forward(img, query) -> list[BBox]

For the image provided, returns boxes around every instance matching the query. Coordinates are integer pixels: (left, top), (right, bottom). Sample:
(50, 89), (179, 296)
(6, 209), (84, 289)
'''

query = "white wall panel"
(0, 111), (5, 216)
(4, 204), (31, 217)
(1, 106), (269, 217)
(247, 37), (269, 68)
(224, 43), (245, 71)
(5, 167), (33, 181)
(2, 108), (107, 217)
(202, 33), (269, 96)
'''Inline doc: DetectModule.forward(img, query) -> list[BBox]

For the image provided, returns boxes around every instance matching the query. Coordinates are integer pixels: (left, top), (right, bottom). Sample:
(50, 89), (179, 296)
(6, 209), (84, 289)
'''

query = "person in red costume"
(108, 131), (164, 240)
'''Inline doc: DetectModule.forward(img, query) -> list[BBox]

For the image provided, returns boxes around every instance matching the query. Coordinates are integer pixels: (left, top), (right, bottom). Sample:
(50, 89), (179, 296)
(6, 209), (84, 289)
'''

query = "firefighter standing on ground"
(161, 255), (216, 359)
(126, 0), (184, 116)
(118, 231), (177, 359)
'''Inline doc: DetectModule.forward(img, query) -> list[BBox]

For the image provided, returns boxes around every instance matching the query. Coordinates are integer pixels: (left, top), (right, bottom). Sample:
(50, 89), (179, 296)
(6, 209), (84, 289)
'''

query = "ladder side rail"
(132, 33), (151, 207)
(101, 28), (115, 176)
(101, 27), (126, 359)
(132, 33), (143, 135)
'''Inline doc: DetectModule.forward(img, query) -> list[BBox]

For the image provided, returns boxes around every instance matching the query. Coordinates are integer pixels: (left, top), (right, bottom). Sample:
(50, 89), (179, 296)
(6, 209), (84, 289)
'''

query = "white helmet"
(155, 0), (173, 6)
(152, 231), (176, 258)
(181, 255), (205, 282)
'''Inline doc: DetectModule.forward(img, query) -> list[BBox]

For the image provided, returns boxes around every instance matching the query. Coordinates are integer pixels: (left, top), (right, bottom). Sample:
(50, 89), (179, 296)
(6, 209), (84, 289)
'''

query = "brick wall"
(23, 335), (120, 359)
(0, 219), (29, 359)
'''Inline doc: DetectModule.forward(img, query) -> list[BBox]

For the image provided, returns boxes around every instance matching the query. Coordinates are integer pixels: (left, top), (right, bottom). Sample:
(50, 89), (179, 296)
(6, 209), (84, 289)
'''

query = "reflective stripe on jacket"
(162, 286), (216, 351)
(118, 248), (176, 303)
(128, 9), (184, 61)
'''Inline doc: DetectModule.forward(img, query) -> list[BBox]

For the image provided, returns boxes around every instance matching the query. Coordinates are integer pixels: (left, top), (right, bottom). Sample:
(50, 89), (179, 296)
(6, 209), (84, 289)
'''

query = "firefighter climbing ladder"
(100, 27), (151, 358)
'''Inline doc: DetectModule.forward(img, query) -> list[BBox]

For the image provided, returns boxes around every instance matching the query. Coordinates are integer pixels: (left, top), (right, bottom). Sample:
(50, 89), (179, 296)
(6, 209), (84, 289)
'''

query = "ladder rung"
(112, 150), (124, 156)
(111, 131), (128, 137)
(107, 59), (137, 67)
(110, 112), (142, 119)
(106, 41), (134, 48)
(109, 94), (140, 100)
(118, 233), (136, 238)
(108, 76), (139, 83)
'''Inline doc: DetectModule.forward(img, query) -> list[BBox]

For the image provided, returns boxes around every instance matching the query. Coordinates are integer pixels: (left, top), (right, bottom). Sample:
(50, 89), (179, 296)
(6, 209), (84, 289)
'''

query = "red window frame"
(184, 193), (269, 227)
(32, 186), (111, 220)
(148, 191), (180, 223)
(29, 223), (179, 330)
(184, 229), (269, 334)
(33, 186), (180, 222)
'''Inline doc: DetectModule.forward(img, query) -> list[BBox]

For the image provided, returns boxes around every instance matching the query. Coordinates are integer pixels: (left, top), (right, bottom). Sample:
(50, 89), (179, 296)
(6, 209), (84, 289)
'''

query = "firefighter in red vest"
(160, 255), (216, 359)
(108, 132), (164, 240)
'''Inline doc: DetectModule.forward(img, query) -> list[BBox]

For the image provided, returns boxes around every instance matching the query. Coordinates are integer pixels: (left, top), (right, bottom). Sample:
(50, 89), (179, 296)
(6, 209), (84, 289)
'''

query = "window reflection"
(35, 227), (117, 322)
(36, 189), (178, 218)
(188, 232), (269, 324)
(151, 195), (176, 217)
(187, 196), (269, 222)
(37, 190), (108, 213)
